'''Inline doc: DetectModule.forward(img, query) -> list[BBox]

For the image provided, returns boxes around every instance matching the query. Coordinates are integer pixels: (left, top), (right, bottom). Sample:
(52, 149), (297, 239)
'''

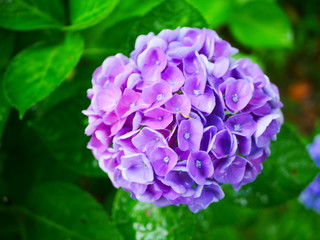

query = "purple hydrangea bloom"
(83, 27), (283, 213)
(308, 135), (320, 168)
(300, 135), (320, 214)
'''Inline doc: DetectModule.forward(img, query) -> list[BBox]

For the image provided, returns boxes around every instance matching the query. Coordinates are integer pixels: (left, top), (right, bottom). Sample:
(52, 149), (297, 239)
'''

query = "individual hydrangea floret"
(300, 135), (320, 214)
(83, 27), (284, 212)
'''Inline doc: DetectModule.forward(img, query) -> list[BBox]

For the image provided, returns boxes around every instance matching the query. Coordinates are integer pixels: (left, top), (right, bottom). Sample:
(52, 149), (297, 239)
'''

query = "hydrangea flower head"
(83, 27), (283, 213)
(300, 135), (320, 214)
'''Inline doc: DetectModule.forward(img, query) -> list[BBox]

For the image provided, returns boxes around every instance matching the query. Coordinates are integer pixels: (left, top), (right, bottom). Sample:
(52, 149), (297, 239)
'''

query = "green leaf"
(83, 17), (139, 63)
(186, 0), (233, 28)
(112, 189), (195, 240)
(0, 29), (15, 71)
(130, 0), (207, 42)
(30, 97), (105, 177)
(224, 124), (318, 207)
(197, 226), (241, 240)
(0, 0), (65, 30)
(195, 199), (257, 229)
(255, 200), (320, 240)
(0, 76), (10, 146)
(3, 33), (84, 118)
(66, 0), (119, 30)
(2, 120), (80, 202)
(229, 1), (293, 48)
(103, 0), (164, 28)
(22, 182), (122, 240)
(0, 211), (21, 239)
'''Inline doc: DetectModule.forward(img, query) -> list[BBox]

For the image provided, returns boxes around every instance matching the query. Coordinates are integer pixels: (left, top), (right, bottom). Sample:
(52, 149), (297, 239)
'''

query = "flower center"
(195, 160), (202, 168)
(163, 156), (170, 163)
(234, 124), (242, 132)
(130, 103), (136, 108)
(193, 89), (200, 96)
(156, 94), (164, 101)
(155, 60), (160, 65)
(157, 116), (163, 121)
(232, 94), (239, 103)
(184, 132), (191, 140)
(175, 107), (180, 112)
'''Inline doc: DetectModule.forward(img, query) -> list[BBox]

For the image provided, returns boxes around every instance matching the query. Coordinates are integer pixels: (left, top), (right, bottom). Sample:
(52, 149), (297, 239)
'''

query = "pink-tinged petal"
(187, 151), (214, 185)
(184, 83), (216, 114)
(116, 130), (140, 153)
(137, 47), (167, 82)
(183, 52), (207, 92)
(142, 108), (173, 129)
(130, 32), (155, 61)
(93, 56), (126, 86)
(150, 147), (178, 176)
(95, 128), (110, 146)
(110, 117), (126, 136)
(132, 127), (168, 152)
(84, 117), (102, 136)
(127, 73), (142, 89)
(132, 111), (143, 130)
(114, 63), (135, 88)
(178, 119), (203, 151)
(92, 83), (122, 114)
(99, 157), (121, 187)
(102, 111), (118, 125)
(161, 65), (185, 92)
(141, 80), (172, 107)
(115, 88), (140, 117)
(119, 153), (154, 184)
(164, 94), (191, 115)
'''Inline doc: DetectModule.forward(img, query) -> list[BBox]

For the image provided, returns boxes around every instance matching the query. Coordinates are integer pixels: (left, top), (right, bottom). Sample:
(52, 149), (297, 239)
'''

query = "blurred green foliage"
(0, 0), (319, 239)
